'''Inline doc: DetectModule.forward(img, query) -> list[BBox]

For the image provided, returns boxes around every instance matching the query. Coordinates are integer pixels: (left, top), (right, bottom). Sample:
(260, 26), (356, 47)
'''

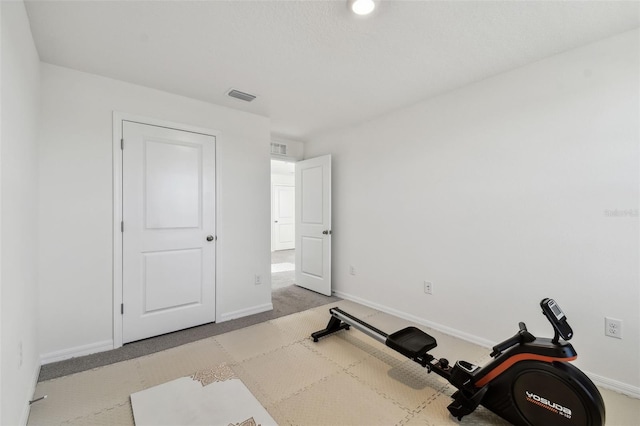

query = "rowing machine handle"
(490, 322), (536, 358)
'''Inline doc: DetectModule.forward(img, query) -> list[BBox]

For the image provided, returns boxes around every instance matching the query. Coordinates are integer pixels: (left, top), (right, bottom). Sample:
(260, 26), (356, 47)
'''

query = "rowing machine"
(311, 298), (605, 425)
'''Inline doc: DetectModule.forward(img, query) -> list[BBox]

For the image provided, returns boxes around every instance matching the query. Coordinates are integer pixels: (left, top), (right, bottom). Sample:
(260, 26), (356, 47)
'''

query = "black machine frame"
(311, 298), (605, 425)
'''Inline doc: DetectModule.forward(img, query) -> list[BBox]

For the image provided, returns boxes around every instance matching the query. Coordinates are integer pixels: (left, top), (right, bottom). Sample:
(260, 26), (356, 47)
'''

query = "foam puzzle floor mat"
(28, 300), (640, 425)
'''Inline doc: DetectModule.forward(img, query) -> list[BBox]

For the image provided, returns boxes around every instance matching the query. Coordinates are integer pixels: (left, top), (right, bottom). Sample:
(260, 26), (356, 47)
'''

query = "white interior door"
(273, 185), (295, 251)
(122, 121), (216, 343)
(295, 155), (331, 296)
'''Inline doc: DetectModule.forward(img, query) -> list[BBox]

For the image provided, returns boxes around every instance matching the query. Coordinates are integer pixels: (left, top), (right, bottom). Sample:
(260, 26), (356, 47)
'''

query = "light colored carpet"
(271, 271), (296, 290)
(38, 285), (339, 382)
(271, 249), (294, 265)
(272, 249), (296, 290)
(272, 262), (295, 273)
(28, 300), (640, 425)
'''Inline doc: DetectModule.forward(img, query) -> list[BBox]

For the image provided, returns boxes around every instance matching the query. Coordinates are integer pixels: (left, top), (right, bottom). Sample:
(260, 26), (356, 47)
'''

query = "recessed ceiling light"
(349, 0), (376, 15)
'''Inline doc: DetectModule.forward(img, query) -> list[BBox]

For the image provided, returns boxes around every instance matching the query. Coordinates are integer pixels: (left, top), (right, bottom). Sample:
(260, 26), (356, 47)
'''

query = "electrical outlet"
(424, 281), (433, 295)
(349, 265), (356, 275)
(18, 341), (23, 368)
(254, 274), (262, 285)
(605, 317), (622, 339)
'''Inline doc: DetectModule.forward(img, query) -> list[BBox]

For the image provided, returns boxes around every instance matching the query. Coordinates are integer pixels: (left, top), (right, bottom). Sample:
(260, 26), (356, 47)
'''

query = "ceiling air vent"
(271, 143), (287, 156)
(227, 89), (256, 102)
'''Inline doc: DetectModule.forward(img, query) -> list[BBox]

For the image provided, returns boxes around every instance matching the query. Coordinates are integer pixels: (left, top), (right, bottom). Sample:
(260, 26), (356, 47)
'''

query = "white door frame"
(112, 112), (221, 349)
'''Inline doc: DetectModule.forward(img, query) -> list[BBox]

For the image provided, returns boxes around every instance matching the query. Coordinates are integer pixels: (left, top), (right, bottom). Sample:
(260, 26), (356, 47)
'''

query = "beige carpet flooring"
(272, 249), (296, 290)
(28, 300), (640, 425)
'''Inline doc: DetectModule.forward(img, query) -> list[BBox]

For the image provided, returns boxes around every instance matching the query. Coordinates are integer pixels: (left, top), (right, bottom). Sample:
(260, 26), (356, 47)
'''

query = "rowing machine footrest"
(386, 327), (437, 358)
(447, 387), (488, 421)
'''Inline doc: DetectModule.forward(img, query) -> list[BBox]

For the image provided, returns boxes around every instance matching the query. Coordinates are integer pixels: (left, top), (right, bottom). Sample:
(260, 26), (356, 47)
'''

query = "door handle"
(206, 235), (216, 242)
(322, 230), (332, 235)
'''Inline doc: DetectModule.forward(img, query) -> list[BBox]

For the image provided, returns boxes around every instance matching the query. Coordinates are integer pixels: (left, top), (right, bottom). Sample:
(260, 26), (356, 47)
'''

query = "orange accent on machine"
(475, 354), (578, 387)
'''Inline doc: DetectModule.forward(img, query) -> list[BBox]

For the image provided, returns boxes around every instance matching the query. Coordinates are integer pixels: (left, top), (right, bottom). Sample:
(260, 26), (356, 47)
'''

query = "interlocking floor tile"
(273, 370), (410, 426)
(303, 331), (374, 369)
(136, 338), (231, 388)
(347, 351), (447, 412)
(215, 321), (299, 363)
(271, 309), (329, 341)
(407, 390), (510, 425)
(61, 400), (134, 426)
(234, 342), (341, 405)
(599, 387), (640, 426)
(28, 300), (639, 426)
(311, 299), (379, 319)
(28, 361), (142, 426)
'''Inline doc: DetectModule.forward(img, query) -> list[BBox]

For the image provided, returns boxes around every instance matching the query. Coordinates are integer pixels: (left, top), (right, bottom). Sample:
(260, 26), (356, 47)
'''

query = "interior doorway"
(271, 159), (296, 290)
(113, 113), (219, 348)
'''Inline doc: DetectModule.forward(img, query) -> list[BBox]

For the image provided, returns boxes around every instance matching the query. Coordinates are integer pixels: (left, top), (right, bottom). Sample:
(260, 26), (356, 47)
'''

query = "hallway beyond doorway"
(272, 249), (295, 290)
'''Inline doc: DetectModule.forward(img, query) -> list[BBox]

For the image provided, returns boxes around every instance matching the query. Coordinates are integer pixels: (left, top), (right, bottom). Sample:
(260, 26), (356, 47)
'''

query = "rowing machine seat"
(386, 327), (437, 358)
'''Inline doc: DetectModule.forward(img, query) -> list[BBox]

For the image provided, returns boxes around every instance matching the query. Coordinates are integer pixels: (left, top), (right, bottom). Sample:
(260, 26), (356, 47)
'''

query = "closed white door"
(273, 185), (295, 251)
(122, 121), (216, 343)
(295, 155), (332, 296)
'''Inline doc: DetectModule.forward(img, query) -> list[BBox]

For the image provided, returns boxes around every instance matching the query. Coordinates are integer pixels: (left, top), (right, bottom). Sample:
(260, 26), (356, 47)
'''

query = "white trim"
(218, 303), (273, 323)
(214, 133), (222, 323)
(112, 112), (221, 348)
(333, 290), (494, 348)
(333, 290), (640, 399)
(115, 113), (224, 138)
(40, 340), (114, 365)
(20, 361), (41, 426)
(586, 371), (640, 399)
(112, 113), (123, 349)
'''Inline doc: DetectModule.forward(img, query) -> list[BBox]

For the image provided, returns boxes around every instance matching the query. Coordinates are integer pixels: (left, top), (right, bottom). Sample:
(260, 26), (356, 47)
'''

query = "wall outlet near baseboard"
(254, 274), (262, 285)
(605, 317), (622, 339)
(424, 281), (433, 295)
(349, 265), (356, 275)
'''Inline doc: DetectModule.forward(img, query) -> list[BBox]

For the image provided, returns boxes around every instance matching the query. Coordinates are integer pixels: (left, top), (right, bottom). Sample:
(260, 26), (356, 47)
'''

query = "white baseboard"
(333, 290), (640, 399)
(40, 340), (114, 365)
(333, 290), (494, 348)
(218, 303), (273, 323)
(586, 371), (640, 399)
(20, 360), (41, 425)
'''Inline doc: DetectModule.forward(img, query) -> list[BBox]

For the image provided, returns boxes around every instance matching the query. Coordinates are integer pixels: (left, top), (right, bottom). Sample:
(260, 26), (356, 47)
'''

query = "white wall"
(1, 1), (42, 424)
(38, 64), (272, 359)
(305, 29), (640, 394)
(1, 1), (3, 417)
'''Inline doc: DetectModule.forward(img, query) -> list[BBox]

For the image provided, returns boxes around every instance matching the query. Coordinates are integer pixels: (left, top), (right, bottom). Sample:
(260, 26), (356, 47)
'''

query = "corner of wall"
(19, 361), (41, 425)
(1, 1), (43, 424)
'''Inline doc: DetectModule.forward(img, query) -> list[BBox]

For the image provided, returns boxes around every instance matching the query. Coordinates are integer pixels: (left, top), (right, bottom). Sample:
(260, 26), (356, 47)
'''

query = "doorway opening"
(112, 112), (219, 348)
(271, 159), (296, 290)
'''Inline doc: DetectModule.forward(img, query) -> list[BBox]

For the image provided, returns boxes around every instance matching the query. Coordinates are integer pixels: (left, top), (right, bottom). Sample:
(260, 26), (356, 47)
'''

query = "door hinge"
(121, 138), (124, 150)
(121, 221), (124, 232)
(121, 303), (124, 315)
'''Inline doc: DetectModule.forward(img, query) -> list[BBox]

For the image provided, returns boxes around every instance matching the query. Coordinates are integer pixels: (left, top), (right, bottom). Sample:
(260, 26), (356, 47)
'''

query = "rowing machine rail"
(311, 302), (605, 425)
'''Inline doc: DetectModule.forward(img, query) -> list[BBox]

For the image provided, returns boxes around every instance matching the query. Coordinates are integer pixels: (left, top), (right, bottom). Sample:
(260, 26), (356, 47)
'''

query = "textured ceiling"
(25, 1), (639, 141)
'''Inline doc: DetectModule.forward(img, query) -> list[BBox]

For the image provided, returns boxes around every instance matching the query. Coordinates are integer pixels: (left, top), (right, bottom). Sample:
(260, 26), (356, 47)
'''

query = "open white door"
(122, 121), (216, 343)
(295, 155), (332, 296)
(273, 185), (295, 251)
